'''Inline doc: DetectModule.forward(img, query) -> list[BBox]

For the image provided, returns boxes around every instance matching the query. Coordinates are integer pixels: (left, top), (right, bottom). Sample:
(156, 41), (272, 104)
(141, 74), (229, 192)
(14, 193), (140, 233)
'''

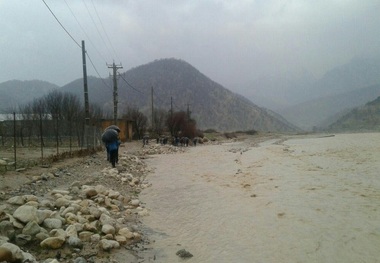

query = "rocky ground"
(0, 141), (188, 263)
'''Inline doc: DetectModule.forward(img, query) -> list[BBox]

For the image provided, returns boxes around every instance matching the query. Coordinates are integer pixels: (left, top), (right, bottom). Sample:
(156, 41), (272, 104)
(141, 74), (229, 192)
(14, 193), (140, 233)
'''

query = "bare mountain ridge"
(61, 58), (297, 132)
(274, 57), (380, 130)
(0, 80), (58, 112)
(328, 94), (380, 131)
(281, 84), (380, 130)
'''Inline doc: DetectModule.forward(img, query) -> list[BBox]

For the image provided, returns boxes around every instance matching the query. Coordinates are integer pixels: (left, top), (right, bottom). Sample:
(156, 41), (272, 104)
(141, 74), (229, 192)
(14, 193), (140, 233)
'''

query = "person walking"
(107, 139), (120, 168)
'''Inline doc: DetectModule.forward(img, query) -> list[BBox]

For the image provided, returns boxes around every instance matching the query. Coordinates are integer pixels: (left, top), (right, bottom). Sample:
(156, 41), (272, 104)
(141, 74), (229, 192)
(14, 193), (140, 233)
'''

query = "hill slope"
(328, 95), (380, 131)
(281, 84), (380, 130)
(0, 80), (58, 112)
(61, 58), (297, 132)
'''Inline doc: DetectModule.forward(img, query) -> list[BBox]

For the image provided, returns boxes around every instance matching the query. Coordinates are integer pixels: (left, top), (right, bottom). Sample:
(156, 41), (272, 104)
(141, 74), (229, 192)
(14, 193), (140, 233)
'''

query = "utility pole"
(151, 86), (154, 131)
(107, 62), (123, 123)
(82, 40), (90, 148)
(82, 40), (90, 125)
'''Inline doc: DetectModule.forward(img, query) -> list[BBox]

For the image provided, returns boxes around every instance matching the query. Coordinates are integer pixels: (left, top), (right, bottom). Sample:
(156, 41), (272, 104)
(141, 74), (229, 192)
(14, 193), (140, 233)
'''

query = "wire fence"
(0, 116), (103, 172)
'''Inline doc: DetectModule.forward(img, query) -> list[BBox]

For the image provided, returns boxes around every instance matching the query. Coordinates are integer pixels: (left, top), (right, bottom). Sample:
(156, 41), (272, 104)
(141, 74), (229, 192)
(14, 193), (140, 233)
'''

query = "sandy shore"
(139, 133), (380, 263)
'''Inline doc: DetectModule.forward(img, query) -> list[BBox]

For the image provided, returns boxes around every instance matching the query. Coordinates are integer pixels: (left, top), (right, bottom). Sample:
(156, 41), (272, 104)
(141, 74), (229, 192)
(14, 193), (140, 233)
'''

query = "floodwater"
(139, 133), (380, 263)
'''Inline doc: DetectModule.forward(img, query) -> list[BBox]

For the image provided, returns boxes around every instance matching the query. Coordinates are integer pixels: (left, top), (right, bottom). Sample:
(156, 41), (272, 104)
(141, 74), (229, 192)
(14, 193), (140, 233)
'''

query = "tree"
(122, 107), (148, 139)
(166, 111), (197, 138)
(153, 108), (168, 136)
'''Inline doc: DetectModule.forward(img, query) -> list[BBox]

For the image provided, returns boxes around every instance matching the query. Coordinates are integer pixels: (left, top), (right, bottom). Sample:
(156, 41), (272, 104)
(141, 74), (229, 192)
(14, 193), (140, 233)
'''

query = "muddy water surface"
(140, 133), (380, 263)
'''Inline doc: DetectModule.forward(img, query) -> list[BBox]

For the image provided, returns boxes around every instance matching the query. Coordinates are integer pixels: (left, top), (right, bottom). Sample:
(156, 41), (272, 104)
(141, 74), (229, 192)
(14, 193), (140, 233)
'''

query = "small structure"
(100, 119), (134, 142)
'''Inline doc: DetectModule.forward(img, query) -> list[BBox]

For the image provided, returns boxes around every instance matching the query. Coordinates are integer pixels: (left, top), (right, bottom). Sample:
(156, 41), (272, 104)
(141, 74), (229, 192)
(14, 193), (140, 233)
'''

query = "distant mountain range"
(0, 59), (297, 132)
(241, 57), (380, 130)
(2, 57), (380, 132)
(0, 80), (58, 112)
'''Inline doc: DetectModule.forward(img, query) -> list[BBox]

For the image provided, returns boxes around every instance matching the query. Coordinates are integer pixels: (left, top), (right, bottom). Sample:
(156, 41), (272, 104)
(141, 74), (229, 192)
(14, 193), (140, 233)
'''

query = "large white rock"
(13, 205), (38, 224)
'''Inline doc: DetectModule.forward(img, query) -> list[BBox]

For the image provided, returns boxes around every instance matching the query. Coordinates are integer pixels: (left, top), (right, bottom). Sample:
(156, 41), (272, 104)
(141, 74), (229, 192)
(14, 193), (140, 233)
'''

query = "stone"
(37, 209), (53, 224)
(99, 213), (115, 227)
(0, 247), (13, 263)
(23, 195), (38, 202)
(118, 227), (134, 239)
(35, 232), (50, 241)
(88, 206), (101, 219)
(101, 224), (115, 235)
(0, 221), (15, 239)
(78, 231), (93, 241)
(15, 234), (32, 246)
(65, 225), (78, 237)
(61, 206), (75, 216)
(8, 215), (24, 229)
(67, 236), (83, 249)
(130, 199), (140, 206)
(40, 237), (65, 249)
(55, 197), (71, 208)
(90, 234), (100, 243)
(108, 190), (120, 199)
(176, 249), (193, 258)
(115, 235), (127, 245)
(83, 221), (97, 232)
(22, 221), (41, 236)
(0, 242), (36, 262)
(99, 239), (120, 251)
(43, 218), (62, 229)
(6, 196), (25, 205)
(50, 229), (66, 239)
(73, 257), (87, 263)
(95, 185), (108, 195)
(13, 205), (38, 224)
(25, 201), (39, 207)
(83, 188), (97, 198)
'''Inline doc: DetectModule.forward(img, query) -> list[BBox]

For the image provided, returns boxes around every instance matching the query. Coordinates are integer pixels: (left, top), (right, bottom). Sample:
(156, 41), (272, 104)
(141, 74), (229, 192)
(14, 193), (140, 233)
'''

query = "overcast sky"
(1, 0), (380, 91)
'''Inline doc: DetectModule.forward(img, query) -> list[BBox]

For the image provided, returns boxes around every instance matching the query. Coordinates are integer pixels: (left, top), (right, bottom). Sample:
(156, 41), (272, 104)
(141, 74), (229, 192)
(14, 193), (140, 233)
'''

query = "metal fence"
(0, 116), (103, 172)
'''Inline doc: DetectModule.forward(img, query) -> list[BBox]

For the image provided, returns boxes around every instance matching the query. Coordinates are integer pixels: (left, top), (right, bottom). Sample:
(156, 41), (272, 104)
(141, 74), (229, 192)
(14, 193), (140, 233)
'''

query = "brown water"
(139, 133), (380, 263)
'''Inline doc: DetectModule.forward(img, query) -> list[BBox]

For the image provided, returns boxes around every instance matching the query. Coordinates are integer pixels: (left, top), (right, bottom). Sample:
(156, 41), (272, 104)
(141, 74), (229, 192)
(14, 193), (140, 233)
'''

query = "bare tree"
(166, 111), (197, 138)
(122, 107), (148, 139)
(153, 108), (168, 136)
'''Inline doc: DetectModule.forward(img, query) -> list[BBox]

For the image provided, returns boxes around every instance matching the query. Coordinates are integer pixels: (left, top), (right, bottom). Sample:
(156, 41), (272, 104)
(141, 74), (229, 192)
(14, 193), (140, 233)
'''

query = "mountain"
(328, 95), (380, 132)
(239, 70), (316, 110)
(0, 80), (58, 112)
(281, 84), (380, 130)
(61, 58), (298, 132)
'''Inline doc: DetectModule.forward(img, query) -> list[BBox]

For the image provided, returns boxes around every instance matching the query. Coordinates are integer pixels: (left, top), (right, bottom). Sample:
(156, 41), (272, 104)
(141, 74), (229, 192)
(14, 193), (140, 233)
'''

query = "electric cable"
(64, 0), (108, 63)
(41, 0), (81, 49)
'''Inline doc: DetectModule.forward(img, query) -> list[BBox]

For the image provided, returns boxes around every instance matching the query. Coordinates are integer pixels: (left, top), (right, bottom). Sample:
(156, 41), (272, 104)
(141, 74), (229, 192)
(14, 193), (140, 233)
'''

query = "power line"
(118, 73), (145, 95)
(41, 0), (81, 49)
(82, 0), (113, 59)
(90, 0), (119, 59)
(86, 52), (112, 89)
(64, 0), (108, 63)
